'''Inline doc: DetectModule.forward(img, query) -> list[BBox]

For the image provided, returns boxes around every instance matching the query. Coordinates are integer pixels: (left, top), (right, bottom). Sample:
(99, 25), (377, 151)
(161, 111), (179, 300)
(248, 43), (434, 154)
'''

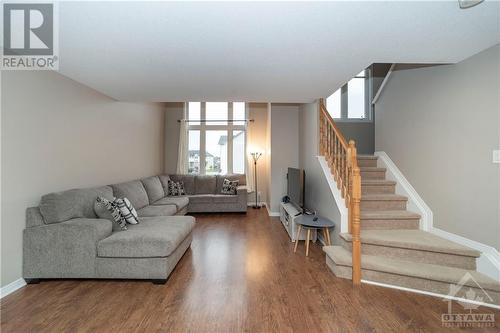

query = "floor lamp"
(251, 152), (262, 209)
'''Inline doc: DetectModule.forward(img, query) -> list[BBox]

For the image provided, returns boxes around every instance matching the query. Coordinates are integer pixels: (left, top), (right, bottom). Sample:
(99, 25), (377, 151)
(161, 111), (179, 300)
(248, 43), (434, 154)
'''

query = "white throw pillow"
(114, 197), (139, 224)
(94, 196), (127, 231)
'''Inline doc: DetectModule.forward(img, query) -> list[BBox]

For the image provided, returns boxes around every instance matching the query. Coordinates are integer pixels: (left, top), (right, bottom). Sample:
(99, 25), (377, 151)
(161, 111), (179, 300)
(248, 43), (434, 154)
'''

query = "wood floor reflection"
(1, 208), (499, 332)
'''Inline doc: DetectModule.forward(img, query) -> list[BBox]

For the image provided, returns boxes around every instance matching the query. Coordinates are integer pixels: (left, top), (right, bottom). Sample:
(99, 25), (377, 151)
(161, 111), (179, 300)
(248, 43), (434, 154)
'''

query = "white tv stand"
(279, 202), (317, 242)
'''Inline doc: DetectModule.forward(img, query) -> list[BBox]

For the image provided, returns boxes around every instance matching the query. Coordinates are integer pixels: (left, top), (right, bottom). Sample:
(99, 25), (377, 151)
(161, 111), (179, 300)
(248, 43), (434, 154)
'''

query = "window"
(187, 102), (247, 175)
(326, 69), (371, 121)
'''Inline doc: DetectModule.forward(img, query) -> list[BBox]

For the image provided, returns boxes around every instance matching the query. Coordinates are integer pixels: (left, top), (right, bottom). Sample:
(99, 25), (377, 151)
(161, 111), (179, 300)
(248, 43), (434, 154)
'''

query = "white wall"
(164, 102), (184, 174)
(1, 71), (165, 288)
(268, 104), (300, 213)
(299, 101), (342, 243)
(375, 44), (500, 250)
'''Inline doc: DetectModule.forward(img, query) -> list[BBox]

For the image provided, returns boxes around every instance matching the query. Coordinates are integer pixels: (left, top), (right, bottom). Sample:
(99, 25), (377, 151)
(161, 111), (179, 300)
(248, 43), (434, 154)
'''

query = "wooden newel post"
(351, 165), (362, 285)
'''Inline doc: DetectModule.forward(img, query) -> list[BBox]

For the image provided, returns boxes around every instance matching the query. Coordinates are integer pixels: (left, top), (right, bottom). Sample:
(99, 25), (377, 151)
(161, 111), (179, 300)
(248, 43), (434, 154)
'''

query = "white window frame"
(327, 68), (373, 123)
(186, 102), (247, 175)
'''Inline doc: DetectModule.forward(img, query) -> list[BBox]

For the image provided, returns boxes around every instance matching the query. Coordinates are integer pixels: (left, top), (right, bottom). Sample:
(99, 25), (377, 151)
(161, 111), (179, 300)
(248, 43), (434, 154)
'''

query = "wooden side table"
(293, 214), (334, 256)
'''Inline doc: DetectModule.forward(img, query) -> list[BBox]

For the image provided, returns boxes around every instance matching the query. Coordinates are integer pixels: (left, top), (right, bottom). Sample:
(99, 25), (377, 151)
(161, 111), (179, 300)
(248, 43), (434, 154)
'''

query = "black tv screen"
(287, 167), (305, 209)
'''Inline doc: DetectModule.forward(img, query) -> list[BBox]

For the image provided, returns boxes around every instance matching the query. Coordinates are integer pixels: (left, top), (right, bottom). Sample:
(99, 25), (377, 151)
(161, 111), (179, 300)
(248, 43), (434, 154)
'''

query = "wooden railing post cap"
(348, 140), (356, 147)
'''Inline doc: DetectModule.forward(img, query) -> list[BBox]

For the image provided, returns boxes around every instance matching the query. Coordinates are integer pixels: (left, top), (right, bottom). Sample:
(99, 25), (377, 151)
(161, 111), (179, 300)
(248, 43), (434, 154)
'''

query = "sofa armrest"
(237, 185), (248, 194)
(23, 218), (112, 278)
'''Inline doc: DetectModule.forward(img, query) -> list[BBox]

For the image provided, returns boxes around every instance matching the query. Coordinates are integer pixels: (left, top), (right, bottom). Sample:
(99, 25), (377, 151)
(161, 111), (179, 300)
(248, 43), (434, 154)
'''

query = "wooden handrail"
(319, 98), (361, 285)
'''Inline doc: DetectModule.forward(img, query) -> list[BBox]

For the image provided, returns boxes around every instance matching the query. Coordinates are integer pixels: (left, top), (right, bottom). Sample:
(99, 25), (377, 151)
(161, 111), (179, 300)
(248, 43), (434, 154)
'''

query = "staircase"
(318, 100), (500, 306)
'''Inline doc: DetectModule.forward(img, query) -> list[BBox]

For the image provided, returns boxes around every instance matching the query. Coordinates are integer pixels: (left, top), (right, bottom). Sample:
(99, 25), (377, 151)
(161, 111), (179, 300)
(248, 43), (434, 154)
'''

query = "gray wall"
(299, 101), (342, 244)
(375, 44), (500, 250)
(1, 71), (165, 287)
(268, 104), (300, 213)
(337, 122), (375, 155)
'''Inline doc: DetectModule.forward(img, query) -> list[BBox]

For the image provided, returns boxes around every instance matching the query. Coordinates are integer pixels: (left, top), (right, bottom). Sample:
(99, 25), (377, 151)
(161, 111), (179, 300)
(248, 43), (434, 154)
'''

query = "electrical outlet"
(493, 150), (500, 164)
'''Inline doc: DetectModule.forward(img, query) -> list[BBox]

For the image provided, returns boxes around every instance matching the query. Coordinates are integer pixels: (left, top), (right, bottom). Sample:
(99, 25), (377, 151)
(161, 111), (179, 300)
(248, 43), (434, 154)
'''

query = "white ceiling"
(58, 1), (500, 102)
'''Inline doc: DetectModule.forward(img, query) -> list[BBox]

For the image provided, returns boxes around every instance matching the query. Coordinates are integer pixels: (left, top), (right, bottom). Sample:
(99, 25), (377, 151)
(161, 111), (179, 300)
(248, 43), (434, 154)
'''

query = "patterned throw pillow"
(221, 179), (239, 195)
(167, 180), (185, 196)
(114, 197), (139, 224)
(94, 196), (127, 231)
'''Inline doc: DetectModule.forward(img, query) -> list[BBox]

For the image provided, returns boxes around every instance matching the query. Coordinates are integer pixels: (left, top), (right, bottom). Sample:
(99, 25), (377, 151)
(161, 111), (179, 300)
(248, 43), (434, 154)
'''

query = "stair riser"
(325, 257), (499, 306)
(357, 159), (377, 168)
(339, 238), (476, 270)
(361, 218), (420, 230)
(362, 184), (395, 195)
(362, 270), (500, 306)
(361, 200), (407, 211)
(360, 171), (386, 180)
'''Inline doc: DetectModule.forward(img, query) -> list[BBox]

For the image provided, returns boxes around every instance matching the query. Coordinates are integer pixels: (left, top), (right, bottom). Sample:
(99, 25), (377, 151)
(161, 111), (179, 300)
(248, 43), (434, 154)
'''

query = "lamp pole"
(251, 152), (262, 209)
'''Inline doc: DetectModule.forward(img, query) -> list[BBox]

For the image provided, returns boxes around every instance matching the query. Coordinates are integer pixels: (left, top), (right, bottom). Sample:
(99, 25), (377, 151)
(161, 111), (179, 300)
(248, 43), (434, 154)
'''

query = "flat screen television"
(287, 167), (305, 210)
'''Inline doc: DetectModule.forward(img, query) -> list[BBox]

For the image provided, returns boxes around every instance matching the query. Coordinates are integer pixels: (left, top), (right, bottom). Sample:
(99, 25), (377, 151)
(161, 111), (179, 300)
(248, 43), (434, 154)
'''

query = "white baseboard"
(430, 227), (500, 282)
(362, 279), (500, 310)
(266, 206), (280, 217)
(317, 156), (348, 233)
(374, 151), (433, 231)
(0, 278), (26, 299)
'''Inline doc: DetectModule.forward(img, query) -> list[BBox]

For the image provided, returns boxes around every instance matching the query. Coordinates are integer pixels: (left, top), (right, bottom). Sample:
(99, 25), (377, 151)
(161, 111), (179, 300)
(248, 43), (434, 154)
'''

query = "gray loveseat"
(23, 173), (246, 284)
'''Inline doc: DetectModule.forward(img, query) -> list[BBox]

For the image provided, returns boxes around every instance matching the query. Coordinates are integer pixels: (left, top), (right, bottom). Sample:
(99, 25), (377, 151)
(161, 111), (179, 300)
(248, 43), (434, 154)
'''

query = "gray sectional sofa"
(23, 173), (247, 284)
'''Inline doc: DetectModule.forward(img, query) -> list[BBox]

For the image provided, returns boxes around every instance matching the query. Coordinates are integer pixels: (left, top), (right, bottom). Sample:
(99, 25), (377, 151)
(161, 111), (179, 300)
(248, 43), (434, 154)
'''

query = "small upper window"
(326, 69), (371, 121)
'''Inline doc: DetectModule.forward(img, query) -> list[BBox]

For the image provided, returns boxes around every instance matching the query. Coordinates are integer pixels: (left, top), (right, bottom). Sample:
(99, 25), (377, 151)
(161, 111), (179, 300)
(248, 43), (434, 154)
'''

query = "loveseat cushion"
(39, 186), (114, 224)
(169, 175), (195, 194)
(97, 216), (195, 258)
(137, 205), (177, 217)
(153, 196), (189, 210)
(111, 180), (149, 210)
(141, 176), (165, 204)
(195, 175), (216, 194)
(216, 174), (246, 193)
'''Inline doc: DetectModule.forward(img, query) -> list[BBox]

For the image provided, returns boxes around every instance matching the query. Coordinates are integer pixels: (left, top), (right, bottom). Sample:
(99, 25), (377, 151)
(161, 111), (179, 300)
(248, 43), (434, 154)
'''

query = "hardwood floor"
(1, 209), (499, 332)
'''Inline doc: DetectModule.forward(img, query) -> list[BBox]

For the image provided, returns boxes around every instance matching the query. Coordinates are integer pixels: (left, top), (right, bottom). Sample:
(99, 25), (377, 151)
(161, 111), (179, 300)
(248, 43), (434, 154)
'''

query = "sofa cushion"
(169, 175), (195, 194)
(188, 194), (214, 204)
(153, 196), (189, 210)
(216, 174), (246, 193)
(40, 186), (114, 224)
(195, 175), (216, 194)
(212, 194), (239, 204)
(137, 205), (177, 217)
(111, 180), (149, 210)
(97, 216), (195, 258)
(158, 175), (171, 194)
(141, 176), (165, 203)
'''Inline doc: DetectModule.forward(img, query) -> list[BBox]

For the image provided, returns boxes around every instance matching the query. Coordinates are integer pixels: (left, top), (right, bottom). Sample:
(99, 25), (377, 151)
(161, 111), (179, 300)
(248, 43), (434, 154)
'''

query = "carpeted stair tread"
(361, 194), (408, 201)
(340, 229), (480, 257)
(361, 210), (421, 220)
(357, 155), (378, 160)
(361, 179), (397, 185)
(323, 246), (500, 292)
